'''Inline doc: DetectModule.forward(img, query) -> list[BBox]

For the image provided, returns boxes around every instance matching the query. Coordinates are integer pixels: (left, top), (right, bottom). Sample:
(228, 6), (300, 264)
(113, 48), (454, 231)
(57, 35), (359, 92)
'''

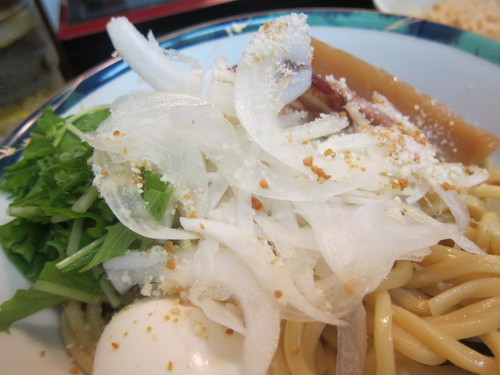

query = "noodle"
(373, 291), (396, 375)
(428, 277), (500, 315)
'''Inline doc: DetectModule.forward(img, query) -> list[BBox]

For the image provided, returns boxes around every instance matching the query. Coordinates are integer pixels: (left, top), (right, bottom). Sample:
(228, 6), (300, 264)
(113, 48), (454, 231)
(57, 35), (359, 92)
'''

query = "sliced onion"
(107, 17), (235, 115)
(190, 241), (281, 375)
(336, 303), (367, 375)
(92, 150), (197, 240)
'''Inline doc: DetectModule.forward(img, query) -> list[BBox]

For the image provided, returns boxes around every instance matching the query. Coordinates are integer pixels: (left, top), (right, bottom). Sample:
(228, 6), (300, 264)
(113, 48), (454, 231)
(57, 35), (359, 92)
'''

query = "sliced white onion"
(190, 241), (281, 375)
(336, 303), (367, 375)
(107, 17), (235, 115)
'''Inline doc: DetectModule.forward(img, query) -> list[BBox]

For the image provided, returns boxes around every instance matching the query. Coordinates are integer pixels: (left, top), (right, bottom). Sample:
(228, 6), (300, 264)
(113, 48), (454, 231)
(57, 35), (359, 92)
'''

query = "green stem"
(33, 280), (101, 304)
(67, 218), (84, 256)
(72, 187), (98, 213)
(8, 206), (44, 217)
(56, 235), (106, 271)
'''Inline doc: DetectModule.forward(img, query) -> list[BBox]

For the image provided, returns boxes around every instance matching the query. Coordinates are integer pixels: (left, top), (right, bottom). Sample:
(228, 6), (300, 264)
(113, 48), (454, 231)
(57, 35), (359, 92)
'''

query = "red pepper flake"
(323, 148), (336, 158)
(391, 177), (409, 190)
(164, 241), (177, 253)
(314, 167), (331, 183)
(39, 350), (46, 358)
(134, 177), (146, 185)
(398, 177), (409, 190)
(274, 290), (283, 298)
(302, 156), (314, 167)
(259, 179), (269, 189)
(101, 169), (109, 177)
(111, 342), (120, 350)
(166, 258), (176, 270)
(225, 328), (234, 335)
(441, 182), (457, 191)
(251, 196), (263, 211)
(113, 130), (120, 136)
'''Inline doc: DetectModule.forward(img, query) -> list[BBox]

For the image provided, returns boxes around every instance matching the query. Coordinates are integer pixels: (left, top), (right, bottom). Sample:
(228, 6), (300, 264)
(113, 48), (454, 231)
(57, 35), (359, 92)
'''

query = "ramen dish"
(1, 13), (500, 375)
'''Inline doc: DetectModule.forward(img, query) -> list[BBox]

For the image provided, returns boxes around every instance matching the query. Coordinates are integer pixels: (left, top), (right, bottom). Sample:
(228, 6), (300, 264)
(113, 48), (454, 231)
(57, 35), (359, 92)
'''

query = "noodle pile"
(419, 0), (500, 42)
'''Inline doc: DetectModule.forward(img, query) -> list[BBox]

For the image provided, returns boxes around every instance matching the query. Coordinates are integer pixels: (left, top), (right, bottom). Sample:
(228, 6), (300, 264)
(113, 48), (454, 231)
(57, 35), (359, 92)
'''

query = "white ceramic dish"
(0, 9), (499, 375)
(372, 0), (439, 15)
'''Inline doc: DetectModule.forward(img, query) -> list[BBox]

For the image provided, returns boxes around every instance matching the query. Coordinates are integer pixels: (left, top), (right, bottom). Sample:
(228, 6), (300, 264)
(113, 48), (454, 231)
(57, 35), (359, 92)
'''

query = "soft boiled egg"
(93, 297), (244, 374)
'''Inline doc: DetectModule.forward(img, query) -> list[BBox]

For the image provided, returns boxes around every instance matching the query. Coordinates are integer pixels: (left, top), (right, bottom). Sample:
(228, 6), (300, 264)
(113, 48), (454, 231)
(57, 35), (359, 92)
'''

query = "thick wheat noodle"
(397, 354), (474, 375)
(486, 223), (500, 255)
(60, 308), (94, 374)
(269, 337), (293, 375)
(374, 261), (413, 292)
(481, 330), (500, 370)
(322, 344), (336, 375)
(392, 305), (499, 374)
(418, 244), (468, 265)
(86, 303), (105, 340)
(366, 299), (446, 366)
(474, 212), (499, 249)
(314, 340), (327, 374)
(64, 301), (96, 355)
(321, 324), (338, 350)
(392, 324), (446, 365)
(470, 183), (500, 200)
(424, 297), (500, 339)
(406, 254), (500, 288)
(487, 170), (500, 184)
(283, 321), (322, 375)
(373, 291), (396, 375)
(388, 288), (431, 316)
(427, 296), (500, 323)
(428, 277), (500, 314)
(464, 194), (488, 220)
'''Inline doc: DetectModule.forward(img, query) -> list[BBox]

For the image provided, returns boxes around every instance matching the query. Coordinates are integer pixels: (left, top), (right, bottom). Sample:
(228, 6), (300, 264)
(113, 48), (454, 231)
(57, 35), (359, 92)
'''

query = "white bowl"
(0, 8), (499, 375)
(373, 0), (439, 15)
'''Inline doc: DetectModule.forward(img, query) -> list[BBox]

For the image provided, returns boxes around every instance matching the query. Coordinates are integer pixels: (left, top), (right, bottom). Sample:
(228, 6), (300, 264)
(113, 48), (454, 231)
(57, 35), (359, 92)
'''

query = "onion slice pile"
(86, 14), (492, 375)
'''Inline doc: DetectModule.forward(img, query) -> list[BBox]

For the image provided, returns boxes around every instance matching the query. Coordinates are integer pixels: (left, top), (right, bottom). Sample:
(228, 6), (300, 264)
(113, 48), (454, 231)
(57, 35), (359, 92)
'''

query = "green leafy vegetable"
(0, 289), (66, 333)
(141, 168), (175, 222)
(0, 106), (178, 332)
(0, 106), (173, 332)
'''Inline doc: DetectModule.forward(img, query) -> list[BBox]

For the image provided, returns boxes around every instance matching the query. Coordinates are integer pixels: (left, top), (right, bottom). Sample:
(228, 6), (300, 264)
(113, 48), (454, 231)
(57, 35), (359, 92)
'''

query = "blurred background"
(2, 0), (499, 136)
(42, 0), (375, 77)
(0, 0), (375, 135)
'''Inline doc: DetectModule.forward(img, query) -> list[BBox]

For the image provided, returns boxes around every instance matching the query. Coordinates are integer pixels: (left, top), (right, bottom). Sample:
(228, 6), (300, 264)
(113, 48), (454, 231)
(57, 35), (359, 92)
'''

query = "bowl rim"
(0, 7), (498, 173)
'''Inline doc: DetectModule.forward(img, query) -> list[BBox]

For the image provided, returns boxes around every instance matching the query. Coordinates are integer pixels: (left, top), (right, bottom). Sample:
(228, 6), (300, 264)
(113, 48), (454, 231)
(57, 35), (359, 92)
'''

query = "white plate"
(372, 0), (439, 15)
(0, 9), (499, 375)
